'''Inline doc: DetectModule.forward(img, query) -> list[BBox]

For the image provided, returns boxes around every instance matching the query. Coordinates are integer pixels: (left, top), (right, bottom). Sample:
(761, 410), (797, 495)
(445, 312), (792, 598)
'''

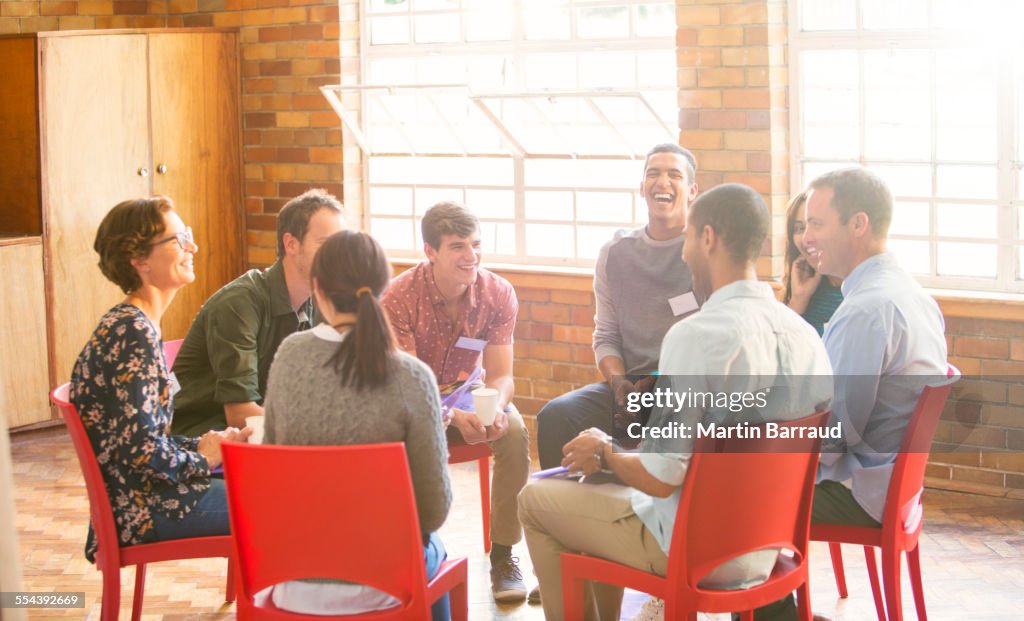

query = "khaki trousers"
(449, 404), (531, 547)
(518, 478), (668, 621)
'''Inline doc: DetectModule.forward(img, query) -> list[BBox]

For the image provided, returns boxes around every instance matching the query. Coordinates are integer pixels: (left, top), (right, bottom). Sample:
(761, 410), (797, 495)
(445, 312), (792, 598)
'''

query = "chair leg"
(907, 545), (927, 621)
(130, 564), (146, 621)
(828, 542), (849, 598)
(863, 547), (886, 621)
(797, 581), (813, 621)
(561, 570), (586, 621)
(100, 566), (122, 621)
(737, 610), (754, 621)
(881, 548), (904, 621)
(450, 578), (468, 621)
(478, 455), (491, 553)
(225, 557), (236, 603)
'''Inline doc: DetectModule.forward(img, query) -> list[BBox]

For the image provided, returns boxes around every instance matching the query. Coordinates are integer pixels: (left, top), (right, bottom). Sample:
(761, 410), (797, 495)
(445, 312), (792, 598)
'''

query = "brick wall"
(0, 0), (165, 33)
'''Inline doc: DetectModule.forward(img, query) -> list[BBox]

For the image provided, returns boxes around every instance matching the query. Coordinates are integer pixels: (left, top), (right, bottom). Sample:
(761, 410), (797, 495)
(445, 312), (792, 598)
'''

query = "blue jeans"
(152, 478), (231, 540)
(425, 532), (450, 621)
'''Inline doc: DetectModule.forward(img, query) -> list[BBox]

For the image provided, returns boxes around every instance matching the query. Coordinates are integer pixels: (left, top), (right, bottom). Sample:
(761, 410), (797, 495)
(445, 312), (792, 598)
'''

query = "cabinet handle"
(157, 164), (168, 174)
(137, 167), (150, 177)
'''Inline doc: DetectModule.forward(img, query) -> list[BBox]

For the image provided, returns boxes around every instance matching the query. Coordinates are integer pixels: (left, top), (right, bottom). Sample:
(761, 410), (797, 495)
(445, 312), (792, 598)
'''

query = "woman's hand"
(197, 431), (225, 469)
(788, 257), (822, 314)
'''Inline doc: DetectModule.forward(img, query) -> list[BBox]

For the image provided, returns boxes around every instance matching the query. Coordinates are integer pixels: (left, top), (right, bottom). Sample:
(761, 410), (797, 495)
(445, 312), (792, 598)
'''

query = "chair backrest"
(221, 441), (432, 616)
(884, 365), (961, 532)
(668, 411), (830, 588)
(162, 339), (183, 369)
(51, 383), (121, 569)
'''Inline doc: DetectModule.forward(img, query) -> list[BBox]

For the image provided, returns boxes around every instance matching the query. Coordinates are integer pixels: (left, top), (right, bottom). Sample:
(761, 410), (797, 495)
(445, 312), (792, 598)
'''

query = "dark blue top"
(802, 278), (844, 336)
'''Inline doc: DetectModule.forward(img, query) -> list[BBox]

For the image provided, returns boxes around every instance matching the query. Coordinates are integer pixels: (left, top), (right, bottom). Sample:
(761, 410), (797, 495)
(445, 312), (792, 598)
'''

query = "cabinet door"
(149, 32), (244, 340)
(0, 241), (51, 427)
(40, 34), (152, 386)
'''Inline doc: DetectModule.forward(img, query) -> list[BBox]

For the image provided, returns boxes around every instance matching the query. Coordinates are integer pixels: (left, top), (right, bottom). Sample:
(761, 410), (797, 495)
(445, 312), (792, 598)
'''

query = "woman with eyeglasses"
(69, 196), (250, 563)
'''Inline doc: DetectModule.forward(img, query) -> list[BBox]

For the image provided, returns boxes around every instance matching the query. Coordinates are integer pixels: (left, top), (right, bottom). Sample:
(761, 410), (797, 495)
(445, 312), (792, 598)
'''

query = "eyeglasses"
(152, 227), (194, 250)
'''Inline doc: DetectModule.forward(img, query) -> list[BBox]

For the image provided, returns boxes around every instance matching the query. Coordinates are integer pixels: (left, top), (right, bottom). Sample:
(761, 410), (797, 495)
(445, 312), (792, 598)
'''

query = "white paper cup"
(471, 388), (499, 426)
(245, 415), (265, 445)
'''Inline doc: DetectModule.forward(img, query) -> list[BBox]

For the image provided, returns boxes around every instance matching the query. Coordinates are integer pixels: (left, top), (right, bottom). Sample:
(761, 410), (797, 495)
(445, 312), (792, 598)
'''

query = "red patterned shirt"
(381, 261), (517, 386)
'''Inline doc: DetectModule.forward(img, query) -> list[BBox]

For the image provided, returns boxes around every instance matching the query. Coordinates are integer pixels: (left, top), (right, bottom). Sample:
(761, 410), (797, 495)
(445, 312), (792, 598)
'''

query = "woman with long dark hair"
(262, 230), (451, 619)
(782, 191), (843, 335)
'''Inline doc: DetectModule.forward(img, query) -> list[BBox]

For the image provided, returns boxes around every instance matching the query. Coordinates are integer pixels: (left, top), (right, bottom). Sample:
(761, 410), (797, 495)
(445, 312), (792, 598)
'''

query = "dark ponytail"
(310, 230), (394, 390)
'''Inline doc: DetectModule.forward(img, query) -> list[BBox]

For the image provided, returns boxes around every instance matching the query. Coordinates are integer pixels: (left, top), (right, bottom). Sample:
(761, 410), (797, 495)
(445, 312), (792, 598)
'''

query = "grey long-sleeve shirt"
(264, 324), (451, 534)
(592, 227), (696, 375)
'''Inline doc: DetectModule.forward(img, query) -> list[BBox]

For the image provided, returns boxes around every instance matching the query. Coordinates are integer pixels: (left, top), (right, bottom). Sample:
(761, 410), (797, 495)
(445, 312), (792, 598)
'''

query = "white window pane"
(888, 239), (931, 275)
(863, 51), (931, 160)
(415, 188), (462, 216)
(524, 0), (570, 40)
(1020, 206), (1024, 240)
(478, 221), (516, 256)
(370, 0), (406, 13)
(937, 242), (997, 278)
(526, 224), (575, 258)
(368, 187), (413, 216)
(890, 201), (929, 237)
(867, 164), (932, 198)
(369, 156), (413, 184)
(370, 16), (410, 45)
(525, 191), (574, 221)
(635, 4), (674, 38)
(579, 52), (635, 88)
(803, 125), (859, 160)
(371, 218), (416, 250)
(1019, 247), (1024, 281)
(862, 0), (927, 29)
(936, 165), (997, 200)
(933, 0), (1006, 32)
(367, 58), (416, 84)
(524, 54), (577, 90)
(802, 88), (859, 126)
(466, 9), (512, 41)
(468, 56), (512, 91)
(525, 159), (577, 187)
(865, 125), (931, 160)
(801, 51), (858, 87)
(799, 0), (855, 31)
(415, 57), (467, 83)
(367, 125), (408, 152)
(577, 6), (630, 39)
(936, 51), (997, 162)
(937, 203), (997, 239)
(414, 14), (460, 43)
(413, 0), (457, 9)
(579, 159), (640, 189)
(937, 126), (996, 163)
(466, 190), (515, 219)
(578, 226), (622, 260)
(577, 192), (634, 223)
(636, 51), (676, 89)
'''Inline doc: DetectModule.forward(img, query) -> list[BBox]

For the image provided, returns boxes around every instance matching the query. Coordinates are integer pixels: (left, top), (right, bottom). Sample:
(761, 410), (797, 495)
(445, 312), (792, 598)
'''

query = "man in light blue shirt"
(759, 168), (948, 621)
(518, 184), (833, 621)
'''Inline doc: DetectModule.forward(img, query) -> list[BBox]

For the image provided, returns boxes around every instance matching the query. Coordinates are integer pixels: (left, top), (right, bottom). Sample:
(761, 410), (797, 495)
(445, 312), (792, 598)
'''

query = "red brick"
(551, 290), (592, 306)
(1011, 339), (1024, 361)
(245, 112), (276, 129)
(259, 60), (292, 77)
(950, 467), (1005, 488)
(721, 3), (768, 25)
(723, 89), (770, 108)
(747, 110), (770, 129)
(552, 325), (593, 345)
(515, 322), (552, 341)
(291, 24), (323, 40)
(571, 306), (595, 327)
(529, 304), (571, 324)
(697, 67), (746, 88)
(245, 146), (276, 162)
(955, 336), (1009, 359)
(980, 359), (1024, 377)
(697, 27), (744, 46)
(113, 0), (148, 13)
(530, 343), (574, 363)
(747, 152), (771, 173)
(517, 288), (550, 303)
(247, 214), (277, 230)
(699, 110), (746, 129)
(676, 28), (698, 46)
(514, 360), (553, 381)
(40, 1), (76, 15)
(982, 319), (1024, 338)
(551, 364), (603, 384)
(258, 25), (291, 42)
(572, 345), (596, 365)
(532, 380), (573, 400)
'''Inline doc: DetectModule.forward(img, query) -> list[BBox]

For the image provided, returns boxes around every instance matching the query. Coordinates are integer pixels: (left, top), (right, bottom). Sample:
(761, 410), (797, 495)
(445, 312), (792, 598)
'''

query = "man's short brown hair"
(276, 189), (344, 258)
(421, 201), (479, 250)
(808, 167), (893, 239)
(94, 196), (174, 294)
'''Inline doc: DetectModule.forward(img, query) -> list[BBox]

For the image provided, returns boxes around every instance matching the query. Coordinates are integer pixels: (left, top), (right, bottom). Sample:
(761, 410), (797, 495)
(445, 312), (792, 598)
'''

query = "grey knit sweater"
(263, 324), (451, 534)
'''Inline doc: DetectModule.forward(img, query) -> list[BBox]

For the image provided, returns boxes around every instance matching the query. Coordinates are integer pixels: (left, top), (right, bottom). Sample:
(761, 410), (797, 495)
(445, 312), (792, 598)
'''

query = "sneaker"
(528, 584), (541, 604)
(490, 555), (528, 602)
(630, 596), (664, 621)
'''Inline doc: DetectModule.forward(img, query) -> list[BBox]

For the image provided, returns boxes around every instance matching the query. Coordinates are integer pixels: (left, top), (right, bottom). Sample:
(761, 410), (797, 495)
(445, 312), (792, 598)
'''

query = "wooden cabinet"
(0, 30), (244, 428)
(0, 240), (50, 428)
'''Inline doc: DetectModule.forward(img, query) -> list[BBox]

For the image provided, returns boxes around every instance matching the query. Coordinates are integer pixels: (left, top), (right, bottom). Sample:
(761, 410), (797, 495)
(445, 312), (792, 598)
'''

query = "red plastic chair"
(162, 338), (184, 368)
(812, 367), (961, 621)
(561, 411), (831, 621)
(447, 440), (492, 552)
(221, 441), (469, 620)
(52, 384), (234, 621)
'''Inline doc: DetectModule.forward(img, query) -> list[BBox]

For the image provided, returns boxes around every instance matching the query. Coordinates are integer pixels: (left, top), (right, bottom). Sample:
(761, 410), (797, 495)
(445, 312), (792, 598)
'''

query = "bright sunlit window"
(357, 0), (677, 266)
(791, 0), (1024, 292)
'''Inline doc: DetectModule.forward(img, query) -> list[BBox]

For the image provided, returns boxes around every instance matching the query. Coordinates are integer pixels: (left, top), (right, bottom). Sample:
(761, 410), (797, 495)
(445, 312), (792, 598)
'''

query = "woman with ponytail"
(261, 230), (452, 619)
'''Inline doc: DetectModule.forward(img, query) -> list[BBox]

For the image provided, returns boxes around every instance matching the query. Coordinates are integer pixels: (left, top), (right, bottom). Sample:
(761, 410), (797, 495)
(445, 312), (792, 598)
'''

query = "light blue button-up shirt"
(632, 279), (833, 588)
(818, 252), (947, 522)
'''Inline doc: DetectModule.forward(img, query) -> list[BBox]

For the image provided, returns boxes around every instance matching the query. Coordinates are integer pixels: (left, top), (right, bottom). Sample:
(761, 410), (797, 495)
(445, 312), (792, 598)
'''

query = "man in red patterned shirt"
(381, 201), (532, 603)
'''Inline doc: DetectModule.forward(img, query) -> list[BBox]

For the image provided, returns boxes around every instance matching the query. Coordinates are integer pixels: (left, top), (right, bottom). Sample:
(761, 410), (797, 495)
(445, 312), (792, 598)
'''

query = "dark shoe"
(528, 584), (541, 604)
(490, 555), (527, 602)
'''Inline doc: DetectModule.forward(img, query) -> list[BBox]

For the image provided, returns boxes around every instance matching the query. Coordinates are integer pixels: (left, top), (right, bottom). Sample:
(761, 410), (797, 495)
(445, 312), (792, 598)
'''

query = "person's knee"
(517, 483), (538, 527)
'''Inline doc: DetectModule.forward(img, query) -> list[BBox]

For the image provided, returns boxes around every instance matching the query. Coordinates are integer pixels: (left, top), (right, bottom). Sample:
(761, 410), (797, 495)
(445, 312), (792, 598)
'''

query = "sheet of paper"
(668, 291), (699, 317)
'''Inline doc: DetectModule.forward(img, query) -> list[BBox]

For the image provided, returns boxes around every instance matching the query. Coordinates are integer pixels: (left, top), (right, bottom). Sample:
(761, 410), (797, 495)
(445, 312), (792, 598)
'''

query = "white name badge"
(455, 336), (488, 352)
(668, 291), (699, 317)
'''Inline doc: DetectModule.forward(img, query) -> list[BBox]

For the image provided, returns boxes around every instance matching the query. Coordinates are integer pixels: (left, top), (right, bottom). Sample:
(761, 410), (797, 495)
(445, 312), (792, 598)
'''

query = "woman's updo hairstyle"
(94, 196), (174, 294)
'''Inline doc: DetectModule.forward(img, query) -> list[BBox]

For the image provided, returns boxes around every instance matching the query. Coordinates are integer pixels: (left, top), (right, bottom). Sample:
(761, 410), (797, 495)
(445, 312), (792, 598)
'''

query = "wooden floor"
(11, 425), (1024, 620)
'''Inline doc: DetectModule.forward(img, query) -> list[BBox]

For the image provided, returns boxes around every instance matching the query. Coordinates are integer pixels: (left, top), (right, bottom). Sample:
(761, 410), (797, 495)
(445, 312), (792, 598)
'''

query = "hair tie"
(355, 286), (372, 298)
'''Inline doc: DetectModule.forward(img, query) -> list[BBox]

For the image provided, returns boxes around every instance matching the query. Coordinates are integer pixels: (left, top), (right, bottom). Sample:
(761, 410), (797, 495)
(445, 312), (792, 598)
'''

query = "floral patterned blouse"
(70, 303), (211, 562)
